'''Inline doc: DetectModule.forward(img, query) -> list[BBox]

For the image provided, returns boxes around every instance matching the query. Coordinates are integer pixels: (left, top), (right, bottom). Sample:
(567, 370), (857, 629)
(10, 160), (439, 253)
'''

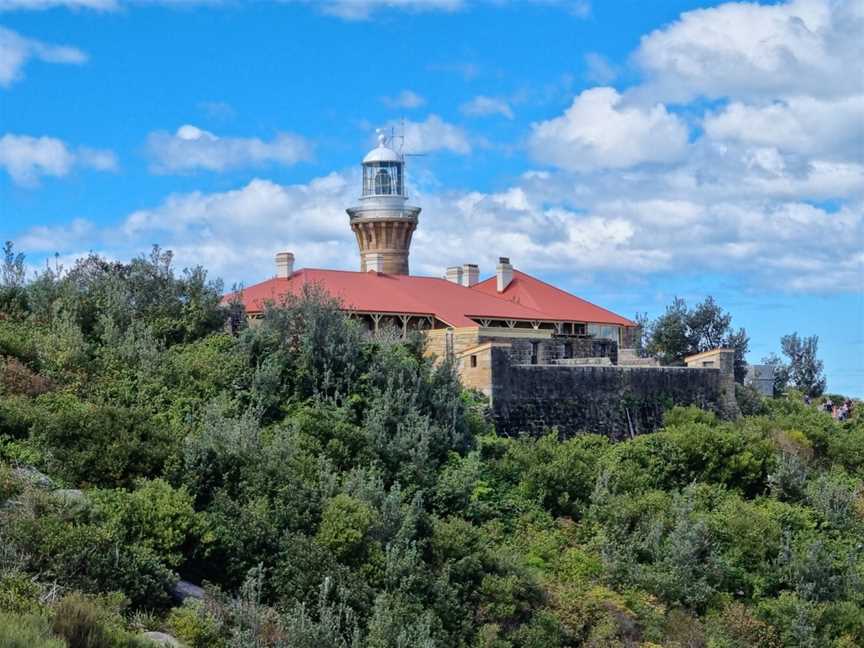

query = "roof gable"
(227, 269), (549, 327)
(470, 270), (635, 326)
(226, 267), (635, 328)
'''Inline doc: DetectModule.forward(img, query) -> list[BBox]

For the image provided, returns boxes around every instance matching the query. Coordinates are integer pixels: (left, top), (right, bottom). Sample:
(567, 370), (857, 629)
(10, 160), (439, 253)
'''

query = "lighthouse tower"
(347, 131), (421, 275)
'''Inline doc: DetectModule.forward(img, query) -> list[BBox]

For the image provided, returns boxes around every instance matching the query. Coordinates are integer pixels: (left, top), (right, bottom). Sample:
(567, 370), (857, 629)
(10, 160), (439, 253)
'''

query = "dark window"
(470, 355), (477, 368)
(374, 169), (392, 194)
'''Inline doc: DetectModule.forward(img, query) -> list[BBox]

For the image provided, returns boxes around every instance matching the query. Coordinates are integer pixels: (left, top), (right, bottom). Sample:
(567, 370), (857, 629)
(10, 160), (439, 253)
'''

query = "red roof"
(471, 270), (636, 326)
(227, 267), (635, 328)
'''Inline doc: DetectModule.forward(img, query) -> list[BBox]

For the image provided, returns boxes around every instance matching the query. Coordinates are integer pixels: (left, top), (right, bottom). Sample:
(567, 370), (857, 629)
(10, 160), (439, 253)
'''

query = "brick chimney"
(366, 253), (385, 273)
(275, 251), (294, 279)
(496, 257), (513, 292)
(462, 263), (479, 287)
(446, 266), (463, 284)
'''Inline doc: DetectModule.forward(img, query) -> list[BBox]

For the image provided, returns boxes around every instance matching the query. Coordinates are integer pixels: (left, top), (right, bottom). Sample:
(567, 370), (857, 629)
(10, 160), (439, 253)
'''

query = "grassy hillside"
(1, 250), (862, 647)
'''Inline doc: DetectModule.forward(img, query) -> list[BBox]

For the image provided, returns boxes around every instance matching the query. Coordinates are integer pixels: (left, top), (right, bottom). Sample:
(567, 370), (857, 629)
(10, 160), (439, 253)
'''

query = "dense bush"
(0, 611), (66, 648)
(0, 246), (861, 647)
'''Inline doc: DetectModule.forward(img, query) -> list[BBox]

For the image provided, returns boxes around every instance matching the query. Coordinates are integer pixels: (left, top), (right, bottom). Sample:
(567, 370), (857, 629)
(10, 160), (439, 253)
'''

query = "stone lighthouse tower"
(347, 131), (421, 275)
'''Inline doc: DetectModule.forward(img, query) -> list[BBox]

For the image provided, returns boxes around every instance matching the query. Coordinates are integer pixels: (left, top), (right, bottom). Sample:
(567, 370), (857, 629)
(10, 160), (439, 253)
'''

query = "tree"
(1, 241), (26, 288)
(761, 353), (791, 396)
(780, 333), (826, 397)
(1, 242), (28, 315)
(645, 296), (750, 382)
(632, 312), (651, 357)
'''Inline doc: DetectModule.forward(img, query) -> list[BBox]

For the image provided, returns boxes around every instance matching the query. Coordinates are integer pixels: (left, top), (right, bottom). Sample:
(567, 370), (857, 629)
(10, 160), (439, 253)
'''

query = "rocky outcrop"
(140, 631), (182, 647)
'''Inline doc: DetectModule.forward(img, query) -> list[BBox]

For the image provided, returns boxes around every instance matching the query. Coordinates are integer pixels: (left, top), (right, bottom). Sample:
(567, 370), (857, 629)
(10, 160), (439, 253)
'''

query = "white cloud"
(17, 157), (862, 294)
(381, 90), (426, 109)
(198, 100), (235, 121)
(0, 134), (117, 186)
(396, 115), (471, 155)
(9, 0), (862, 297)
(0, 26), (86, 88)
(0, 0), (115, 9)
(528, 87), (689, 171)
(584, 52), (617, 84)
(17, 173), (360, 279)
(146, 125), (313, 173)
(313, 0), (463, 21)
(634, 0), (864, 102)
(704, 95), (864, 161)
(0, 0), (225, 9)
(460, 96), (514, 119)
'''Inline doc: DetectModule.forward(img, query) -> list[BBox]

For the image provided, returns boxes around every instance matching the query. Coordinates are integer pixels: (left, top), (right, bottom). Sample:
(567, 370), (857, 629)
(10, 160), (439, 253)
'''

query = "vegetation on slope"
(0, 245), (862, 647)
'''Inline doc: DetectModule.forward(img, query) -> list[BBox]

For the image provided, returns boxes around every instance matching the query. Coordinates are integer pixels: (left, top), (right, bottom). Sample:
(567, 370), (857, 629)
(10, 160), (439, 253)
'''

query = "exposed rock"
(171, 579), (205, 603)
(12, 466), (55, 489)
(140, 631), (182, 647)
(52, 488), (87, 505)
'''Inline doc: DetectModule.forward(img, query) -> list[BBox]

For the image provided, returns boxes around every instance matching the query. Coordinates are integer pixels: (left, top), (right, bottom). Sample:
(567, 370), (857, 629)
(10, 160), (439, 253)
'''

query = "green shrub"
(31, 393), (171, 488)
(52, 593), (110, 648)
(6, 513), (175, 608)
(601, 422), (774, 496)
(736, 384), (769, 416)
(316, 494), (376, 565)
(0, 571), (43, 615)
(0, 611), (65, 648)
(166, 600), (225, 648)
(0, 461), (21, 502)
(91, 478), (197, 568)
(50, 592), (150, 648)
(513, 433), (610, 518)
(0, 394), (38, 440)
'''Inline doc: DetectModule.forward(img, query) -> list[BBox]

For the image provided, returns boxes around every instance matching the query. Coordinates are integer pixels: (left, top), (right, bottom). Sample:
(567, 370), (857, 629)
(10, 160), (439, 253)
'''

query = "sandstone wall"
(489, 346), (730, 440)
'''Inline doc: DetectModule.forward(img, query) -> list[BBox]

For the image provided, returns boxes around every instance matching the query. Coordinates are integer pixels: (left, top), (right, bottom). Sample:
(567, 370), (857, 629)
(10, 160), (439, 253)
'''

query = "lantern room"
(361, 131), (405, 198)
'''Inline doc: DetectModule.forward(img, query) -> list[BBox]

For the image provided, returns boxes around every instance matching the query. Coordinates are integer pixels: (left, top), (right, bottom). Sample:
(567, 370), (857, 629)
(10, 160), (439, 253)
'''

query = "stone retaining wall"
(489, 345), (734, 440)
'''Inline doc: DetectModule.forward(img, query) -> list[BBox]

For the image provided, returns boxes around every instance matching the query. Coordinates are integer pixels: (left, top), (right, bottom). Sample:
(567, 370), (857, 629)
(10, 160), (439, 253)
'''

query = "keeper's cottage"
(227, 133), (739, 437)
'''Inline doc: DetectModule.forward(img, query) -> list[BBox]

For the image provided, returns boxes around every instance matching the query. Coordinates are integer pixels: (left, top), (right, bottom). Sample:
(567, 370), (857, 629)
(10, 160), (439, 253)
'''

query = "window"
(374, 168), (392, 195)
(587, 324), (619, 342)
(470, 355), (477, 368)
(702, 361), (714, 367)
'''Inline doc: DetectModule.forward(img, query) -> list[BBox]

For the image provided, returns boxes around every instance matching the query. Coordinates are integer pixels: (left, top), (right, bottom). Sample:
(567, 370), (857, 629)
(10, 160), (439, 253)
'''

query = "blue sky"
(1, 0), (862, 395)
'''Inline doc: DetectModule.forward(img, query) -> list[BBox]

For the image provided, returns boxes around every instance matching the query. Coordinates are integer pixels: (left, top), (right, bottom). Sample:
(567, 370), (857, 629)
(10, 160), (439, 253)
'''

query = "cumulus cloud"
(146, 125), (312, 173)
(0, 134), (116, 186)
(0, 26), (86, 88)
(18, 173), (360, 280)
(460, 96), (514, 119)
(15, 153), (862, 294)
(10, 0), (863, 297)
(634, 0), (863, 102)
(396, 115), (471, 155)
(704, 95), (864, 161)
(528, 87), (689, 171)
(381, 90), (426, 109)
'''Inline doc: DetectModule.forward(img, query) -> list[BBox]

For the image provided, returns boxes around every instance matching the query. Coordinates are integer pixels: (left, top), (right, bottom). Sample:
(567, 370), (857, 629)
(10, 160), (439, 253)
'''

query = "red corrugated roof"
(226, 267), (635, 328)
(471, 270), (636, 326)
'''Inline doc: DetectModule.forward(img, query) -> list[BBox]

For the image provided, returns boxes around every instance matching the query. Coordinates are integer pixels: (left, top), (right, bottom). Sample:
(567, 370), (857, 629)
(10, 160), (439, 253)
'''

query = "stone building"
(228, 134), (738, 437)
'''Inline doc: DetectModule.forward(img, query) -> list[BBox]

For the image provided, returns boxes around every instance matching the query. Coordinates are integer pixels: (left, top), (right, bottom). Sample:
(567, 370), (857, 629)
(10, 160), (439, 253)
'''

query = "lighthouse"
(347, 130), (421, 275)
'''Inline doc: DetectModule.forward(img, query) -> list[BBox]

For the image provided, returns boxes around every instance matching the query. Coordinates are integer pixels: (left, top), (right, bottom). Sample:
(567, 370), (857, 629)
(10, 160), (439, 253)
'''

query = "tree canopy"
(0, 244), (861, 648)
(642, 296), (750, 382)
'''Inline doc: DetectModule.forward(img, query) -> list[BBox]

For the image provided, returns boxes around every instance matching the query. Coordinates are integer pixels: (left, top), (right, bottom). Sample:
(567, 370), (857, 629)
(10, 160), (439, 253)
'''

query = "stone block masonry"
(488, 345), (737, 440)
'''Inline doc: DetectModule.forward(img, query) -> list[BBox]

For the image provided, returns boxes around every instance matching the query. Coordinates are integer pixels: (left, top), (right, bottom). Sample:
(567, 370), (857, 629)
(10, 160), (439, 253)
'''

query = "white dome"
(363, 144), (402, 164)
(363, 131), (402, 164)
